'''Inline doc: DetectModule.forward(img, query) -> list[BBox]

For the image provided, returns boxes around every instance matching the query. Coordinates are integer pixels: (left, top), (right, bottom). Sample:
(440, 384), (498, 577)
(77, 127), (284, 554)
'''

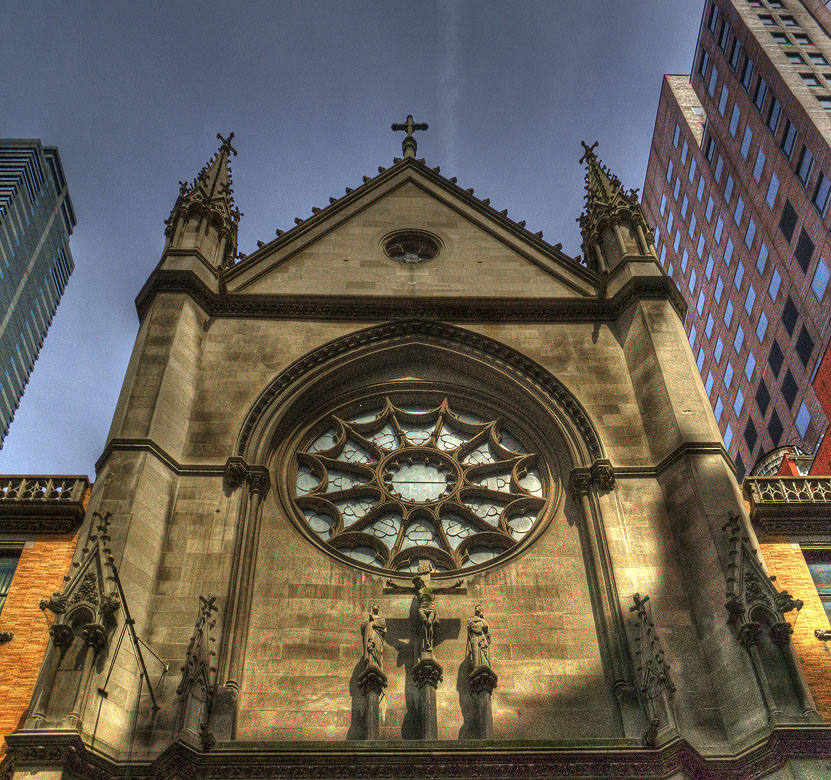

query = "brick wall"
(0, 532), (78, 759)
(759, 539), (831, 720)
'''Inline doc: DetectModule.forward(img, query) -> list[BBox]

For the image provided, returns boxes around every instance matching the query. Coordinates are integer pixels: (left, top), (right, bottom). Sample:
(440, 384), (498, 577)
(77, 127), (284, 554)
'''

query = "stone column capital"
(413, 658), (443, 689)
(247, 467), (270, 498)
(82, 623), (107, 653)
(50, 623), (76, 649)
(358, 666), (388, 696)
(469, 665), (498, 696)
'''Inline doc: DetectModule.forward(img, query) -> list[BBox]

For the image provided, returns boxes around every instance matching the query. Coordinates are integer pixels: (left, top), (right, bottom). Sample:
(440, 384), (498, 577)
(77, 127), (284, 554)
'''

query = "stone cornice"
(95, 439), (226, 477)
(3, 726), (831, 780)
(135, 269), (687, 324)
(0, 476), (90, 533)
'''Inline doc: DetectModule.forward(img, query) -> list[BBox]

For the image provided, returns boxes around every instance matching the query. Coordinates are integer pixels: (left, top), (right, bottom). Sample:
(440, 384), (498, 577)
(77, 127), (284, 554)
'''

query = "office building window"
(719, 85), (729, 115)
(704, 133), (717, 162)
(725, 423), (734, 449)
(758, 14), (777, 25)
(818, 96), (831, 111)
(689, 157), (697, 183)
(706, 254), (715, 279)
(667, 160), (674, 183)
(667, 211), (674, 233)
(715, 217), (724, 242)
(689, 324), (697, 349)
(681, 194), (689, 218)
(730, 37), (744, 69)
(725, 361), (734, 389)
(809, 52), (830, 66)
(768, 410), (783, 444)
(735, 197), (745, 225)
(768, 341), (784, 377)
(755, 379), (770, 416)
(812, 258), (829, 300)
(706, 195), (714, 221)
(766, 173), (780, 208)
(724, 300), (734, 327)
(745, 351), (756, 381)
(709, 65), (719, 96)
(0, 551), (20, 617)
(745, 284), (756, 315)
(796, 325), (814, 366)
(779, 199), (797, 242)
(682, 140), (689, 164)
(682, 248), (689, 272)
(813, 172), (830, 215)
(744, 418), (757, 450)
(797, 145), (814, 185)
(794, 33), (814, 46)
(715, 154), (724, 182)
(725, 175), (734, 203)
(706, 371), (715, 395)
(796, 402), (812, 436)
(708, 3), (719, 32)
(745, 218), (756, 249)
(800, 72), (822, 87)
(690, 215), (697, 238)
(715, 396), (724, 422)
(754, 78), (768, 111)
(782, 296), (799, 335)
(660, 193), (667, 216)
(674, 230), (681, 251)
(729, 105), (741, 136)
(673, 124), (681, 147)
(753, 149), (766, 183)
(719, 20), (731, 49)
(756, 311), (768, 343)
(734, 259), (744, 290)
(767, 97), (782, 133)
(697, 233), (705, 257)
(783, 369), (798, 408)
(689, 268), (697, 293)
(697, 348), (705, 371)
(795, 229), (815, 273)
(706, 313), (715, 337)
(741, 126), (753, 159)
(757, 243), (769, 274)
(786, 51), (806, 64)
(803, 551), (831, 622)
(734, 326), (745, 354)
(771, 31), (789, 44)
(781, 119), (797, 158)
(674, 177), (681, 199)
(697, 176), (706, 201)
(716, 277), (724, 303)
(741, 57), (755, 91)
(735, 390), (746, 419)
(725, 238), (735, 266)
(716, 335), (725, 362)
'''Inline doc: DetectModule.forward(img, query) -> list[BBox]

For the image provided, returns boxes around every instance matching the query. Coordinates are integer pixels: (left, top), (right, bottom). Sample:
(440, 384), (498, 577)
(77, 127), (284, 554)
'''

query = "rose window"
(292, 397), (546, 574)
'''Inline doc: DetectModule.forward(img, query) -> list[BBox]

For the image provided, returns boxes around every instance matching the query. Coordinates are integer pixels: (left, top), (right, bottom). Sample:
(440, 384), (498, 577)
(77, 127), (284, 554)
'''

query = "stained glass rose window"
(291, 397), (548, 574)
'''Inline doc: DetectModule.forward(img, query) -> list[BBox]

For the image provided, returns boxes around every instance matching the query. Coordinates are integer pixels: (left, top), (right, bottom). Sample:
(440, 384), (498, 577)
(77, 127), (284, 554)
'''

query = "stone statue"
(361, 603), (386, 670)
(386, 561), (462, 657)
(466, 604), (491, 669)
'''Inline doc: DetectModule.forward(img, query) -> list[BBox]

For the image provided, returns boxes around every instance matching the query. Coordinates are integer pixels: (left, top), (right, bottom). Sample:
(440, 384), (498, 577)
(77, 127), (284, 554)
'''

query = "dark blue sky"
(0, 1), (703, 476)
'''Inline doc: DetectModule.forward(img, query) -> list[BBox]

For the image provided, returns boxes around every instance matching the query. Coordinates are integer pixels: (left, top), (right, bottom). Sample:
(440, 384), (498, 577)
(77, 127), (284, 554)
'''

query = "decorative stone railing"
(743, 477), (831, 534)
(0, 476), (90, 532)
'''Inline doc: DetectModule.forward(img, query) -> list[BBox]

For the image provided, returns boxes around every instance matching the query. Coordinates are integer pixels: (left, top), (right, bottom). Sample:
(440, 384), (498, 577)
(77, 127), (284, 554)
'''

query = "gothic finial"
(391, 114), (428, 158)
(217, 132), (238, 157)
(578, 139), (599, 165)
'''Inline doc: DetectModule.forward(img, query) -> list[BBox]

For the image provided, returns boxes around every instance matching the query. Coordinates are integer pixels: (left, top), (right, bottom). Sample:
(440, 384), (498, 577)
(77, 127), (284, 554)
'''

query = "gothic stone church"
(5, 126), (830, 779)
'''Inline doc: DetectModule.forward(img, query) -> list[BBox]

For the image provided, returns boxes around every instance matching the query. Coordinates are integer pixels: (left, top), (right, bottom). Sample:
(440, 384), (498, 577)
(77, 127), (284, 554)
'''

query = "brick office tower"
(642, 0), (831, 481)
(3, 130), (831, 778)
(0, 140), (76, 446)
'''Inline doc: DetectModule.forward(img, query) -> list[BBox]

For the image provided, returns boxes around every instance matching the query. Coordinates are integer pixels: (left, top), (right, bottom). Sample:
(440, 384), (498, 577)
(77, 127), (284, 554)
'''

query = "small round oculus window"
(383, 231), (441, 265)
(292, 397), (546, 574)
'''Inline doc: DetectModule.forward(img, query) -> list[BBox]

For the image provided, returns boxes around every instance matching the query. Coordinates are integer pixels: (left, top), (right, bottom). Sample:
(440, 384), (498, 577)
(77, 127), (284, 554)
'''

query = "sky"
(0, 1), (703, 477)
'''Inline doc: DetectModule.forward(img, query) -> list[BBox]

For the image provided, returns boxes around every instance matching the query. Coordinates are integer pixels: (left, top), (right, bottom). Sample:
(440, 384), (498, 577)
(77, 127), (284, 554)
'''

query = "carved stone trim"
(412, 658), (443, 689)
(49, 623), (75, 649)
(357, 667), (388, 696)
(223, 457), (249, 492)
(469, 666), (498, 696)
(0, 631), (13, 643)
(136, 268), (687, 327)
(569, 460), (615, 497)
(247, 468), (270, 498)
(4, 725), (831, 779)
(82, 623), (108, 653)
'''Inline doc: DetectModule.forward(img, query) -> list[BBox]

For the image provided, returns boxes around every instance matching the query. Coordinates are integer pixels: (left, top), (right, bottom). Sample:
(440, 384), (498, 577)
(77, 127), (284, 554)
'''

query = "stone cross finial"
(217, 132), (238, 157)
(391, 115), (428, 158)
(579, 139), (599, 165)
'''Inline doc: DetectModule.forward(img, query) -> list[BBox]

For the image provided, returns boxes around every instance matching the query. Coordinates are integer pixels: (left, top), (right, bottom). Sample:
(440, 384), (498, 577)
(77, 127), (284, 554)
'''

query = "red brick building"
(642, 0), (831, 481)
(0, 476), (89, 761)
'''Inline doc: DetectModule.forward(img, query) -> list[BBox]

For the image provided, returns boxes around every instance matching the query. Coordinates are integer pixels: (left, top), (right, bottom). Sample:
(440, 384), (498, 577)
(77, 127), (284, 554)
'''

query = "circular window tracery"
(291, 397), (547, 575)
(382, 230), (441, 264)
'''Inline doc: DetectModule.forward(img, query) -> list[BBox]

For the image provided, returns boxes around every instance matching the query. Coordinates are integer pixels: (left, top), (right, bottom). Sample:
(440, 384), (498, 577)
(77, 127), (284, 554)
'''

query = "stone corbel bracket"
(569, 459), (615, 497)
(223, 457), (270, 497)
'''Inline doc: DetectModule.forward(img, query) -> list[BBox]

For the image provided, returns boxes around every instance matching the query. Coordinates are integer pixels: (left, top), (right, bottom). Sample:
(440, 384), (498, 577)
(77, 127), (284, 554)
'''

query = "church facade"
(4, 127), (830, 779)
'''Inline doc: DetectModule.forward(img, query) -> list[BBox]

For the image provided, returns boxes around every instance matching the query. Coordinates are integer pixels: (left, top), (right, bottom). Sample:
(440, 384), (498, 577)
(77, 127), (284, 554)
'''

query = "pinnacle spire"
(164, 132), (243, 269)
(579, 140), (624, 207)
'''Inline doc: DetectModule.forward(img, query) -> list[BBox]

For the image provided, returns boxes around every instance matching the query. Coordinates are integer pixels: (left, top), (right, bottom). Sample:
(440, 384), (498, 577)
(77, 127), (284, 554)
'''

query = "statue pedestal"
(469, 666), (498, 738)
(412, 657), (443, 739)
(357, 665), (388, 740)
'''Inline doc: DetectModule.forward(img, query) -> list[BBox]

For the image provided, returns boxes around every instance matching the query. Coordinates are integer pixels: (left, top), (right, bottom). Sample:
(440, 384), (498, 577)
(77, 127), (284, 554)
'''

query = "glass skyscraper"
(0, 140), (75, 446)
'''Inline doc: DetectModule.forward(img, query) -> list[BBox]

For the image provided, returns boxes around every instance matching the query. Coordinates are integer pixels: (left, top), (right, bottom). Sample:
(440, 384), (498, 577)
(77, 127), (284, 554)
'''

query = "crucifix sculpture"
(391, 115), (428, 159)
(217, 131), (238, 157)
(385, 561), (463, 740)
